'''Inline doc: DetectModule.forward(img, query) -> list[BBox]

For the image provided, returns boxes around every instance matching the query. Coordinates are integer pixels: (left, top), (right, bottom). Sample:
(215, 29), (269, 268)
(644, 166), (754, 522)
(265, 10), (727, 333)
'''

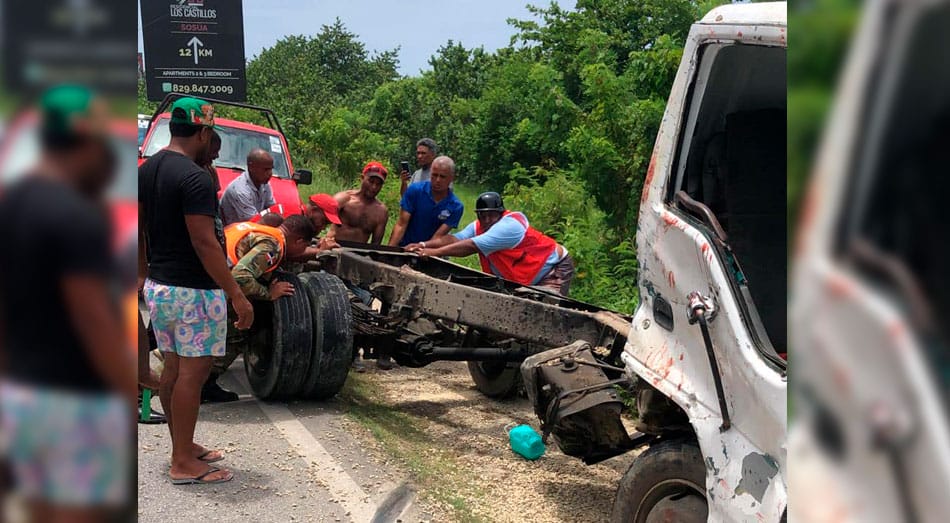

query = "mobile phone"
(400, 160), (410, 173)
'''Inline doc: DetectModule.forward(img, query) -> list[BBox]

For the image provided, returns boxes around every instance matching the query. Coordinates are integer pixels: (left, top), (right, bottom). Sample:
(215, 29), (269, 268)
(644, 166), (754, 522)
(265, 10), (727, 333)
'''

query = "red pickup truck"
(138, 95), (312, 211)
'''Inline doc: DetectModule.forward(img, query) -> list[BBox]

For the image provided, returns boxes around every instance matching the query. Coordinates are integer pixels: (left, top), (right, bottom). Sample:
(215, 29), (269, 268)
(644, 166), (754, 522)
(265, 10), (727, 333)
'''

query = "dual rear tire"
(297, 272), (353, 400)
(243, 271), (352, 401)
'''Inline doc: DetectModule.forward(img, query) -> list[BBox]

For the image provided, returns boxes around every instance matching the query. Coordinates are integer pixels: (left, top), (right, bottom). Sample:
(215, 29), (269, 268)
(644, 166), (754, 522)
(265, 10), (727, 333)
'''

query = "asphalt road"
(137, 358), (429, 523)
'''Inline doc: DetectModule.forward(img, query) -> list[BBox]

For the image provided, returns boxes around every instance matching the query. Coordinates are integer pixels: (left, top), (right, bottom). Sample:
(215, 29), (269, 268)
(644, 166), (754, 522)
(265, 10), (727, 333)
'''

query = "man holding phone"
(399, 137), (438, 196)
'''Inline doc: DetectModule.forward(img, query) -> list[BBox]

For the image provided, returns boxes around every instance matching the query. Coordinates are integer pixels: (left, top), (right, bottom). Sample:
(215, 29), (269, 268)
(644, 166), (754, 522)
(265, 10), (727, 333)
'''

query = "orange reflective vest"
(474, 211), (557, 285)
(224, 222), (285, 273)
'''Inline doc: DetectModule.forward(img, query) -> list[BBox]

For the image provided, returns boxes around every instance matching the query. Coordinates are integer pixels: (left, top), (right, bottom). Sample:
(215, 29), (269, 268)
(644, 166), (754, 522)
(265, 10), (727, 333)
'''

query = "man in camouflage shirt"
(208, 214), (316, 383)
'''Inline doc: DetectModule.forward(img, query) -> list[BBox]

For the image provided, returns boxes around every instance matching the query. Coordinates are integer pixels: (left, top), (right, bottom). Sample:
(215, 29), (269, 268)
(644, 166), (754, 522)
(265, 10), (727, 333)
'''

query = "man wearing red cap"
(305, 193), (342, 232)
(301, 193), (342, 257)
(331, 161), (389, 244)
(249, 193), (341, 259)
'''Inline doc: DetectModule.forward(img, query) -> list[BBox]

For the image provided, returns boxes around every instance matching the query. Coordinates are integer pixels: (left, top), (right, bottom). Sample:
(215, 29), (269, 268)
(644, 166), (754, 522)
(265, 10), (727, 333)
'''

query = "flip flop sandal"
(197, 449), (225, 463)
(170, 466), (233, 485)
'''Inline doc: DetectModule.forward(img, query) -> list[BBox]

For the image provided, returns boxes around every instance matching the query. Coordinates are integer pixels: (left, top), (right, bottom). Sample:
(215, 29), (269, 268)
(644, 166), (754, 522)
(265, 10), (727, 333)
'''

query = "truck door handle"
(653, 296), (674, 331)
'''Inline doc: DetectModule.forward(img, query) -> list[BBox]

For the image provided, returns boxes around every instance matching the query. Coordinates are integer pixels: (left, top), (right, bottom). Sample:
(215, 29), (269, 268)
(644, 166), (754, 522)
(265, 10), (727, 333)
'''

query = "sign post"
(2, 0), (136, 95)
(140, 0), (247, 102)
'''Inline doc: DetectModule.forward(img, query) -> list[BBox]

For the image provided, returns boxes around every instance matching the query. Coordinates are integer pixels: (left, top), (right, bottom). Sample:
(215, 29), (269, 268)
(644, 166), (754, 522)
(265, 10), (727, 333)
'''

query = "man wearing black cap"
(407, 191), (575, 295)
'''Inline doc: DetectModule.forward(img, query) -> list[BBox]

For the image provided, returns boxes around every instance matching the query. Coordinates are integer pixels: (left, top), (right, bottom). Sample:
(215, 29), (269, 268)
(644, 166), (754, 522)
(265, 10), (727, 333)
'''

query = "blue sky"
(139, 0), (576, 76)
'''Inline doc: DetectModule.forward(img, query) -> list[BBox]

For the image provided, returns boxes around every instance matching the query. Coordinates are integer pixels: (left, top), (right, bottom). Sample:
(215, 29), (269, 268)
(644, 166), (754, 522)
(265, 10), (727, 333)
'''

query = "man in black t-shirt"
(139, 97), (253, 485)
(0, 85), (135, 520)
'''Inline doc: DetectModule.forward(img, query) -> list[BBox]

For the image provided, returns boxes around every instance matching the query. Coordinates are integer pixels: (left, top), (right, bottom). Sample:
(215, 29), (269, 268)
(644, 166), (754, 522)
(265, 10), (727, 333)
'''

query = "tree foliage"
(244, 19), (399, 152)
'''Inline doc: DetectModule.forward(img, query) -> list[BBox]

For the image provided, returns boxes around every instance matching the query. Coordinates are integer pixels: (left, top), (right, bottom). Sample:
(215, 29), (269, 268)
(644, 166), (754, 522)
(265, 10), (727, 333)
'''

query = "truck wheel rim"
(636, 478), (707, 523)
(245, 327), (274, 379)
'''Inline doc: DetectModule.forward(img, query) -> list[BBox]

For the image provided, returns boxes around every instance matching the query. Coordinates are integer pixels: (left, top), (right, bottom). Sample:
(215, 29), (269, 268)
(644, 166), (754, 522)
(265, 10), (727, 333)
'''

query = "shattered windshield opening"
(672, 43), (788, 357)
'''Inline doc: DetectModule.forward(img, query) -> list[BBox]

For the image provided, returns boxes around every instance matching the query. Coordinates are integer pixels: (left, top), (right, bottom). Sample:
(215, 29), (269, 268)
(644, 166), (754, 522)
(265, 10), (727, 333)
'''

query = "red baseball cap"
(362, 161), (388, 181)
(308, 193), (342, 225)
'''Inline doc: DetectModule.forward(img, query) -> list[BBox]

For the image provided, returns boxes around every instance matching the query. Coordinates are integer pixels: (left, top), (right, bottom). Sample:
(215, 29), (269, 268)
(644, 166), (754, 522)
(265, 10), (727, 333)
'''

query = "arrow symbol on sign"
(187, 36), (204, 65)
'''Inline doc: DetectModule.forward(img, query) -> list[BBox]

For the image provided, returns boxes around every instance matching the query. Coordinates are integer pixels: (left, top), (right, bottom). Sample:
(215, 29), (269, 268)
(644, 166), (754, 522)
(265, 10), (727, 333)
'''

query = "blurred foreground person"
(139, 97), (253, 485)
(790, 0), (950, 520)
(0, 85), (134, 522)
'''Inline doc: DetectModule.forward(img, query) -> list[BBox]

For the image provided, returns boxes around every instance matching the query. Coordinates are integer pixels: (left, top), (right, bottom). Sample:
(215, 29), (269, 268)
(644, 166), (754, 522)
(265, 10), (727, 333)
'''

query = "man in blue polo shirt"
(388, 155), (464, 247)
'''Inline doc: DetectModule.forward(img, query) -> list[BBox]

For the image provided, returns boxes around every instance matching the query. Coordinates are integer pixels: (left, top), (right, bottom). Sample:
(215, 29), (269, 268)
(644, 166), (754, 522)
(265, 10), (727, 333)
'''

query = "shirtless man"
(330, 161), (389, 244)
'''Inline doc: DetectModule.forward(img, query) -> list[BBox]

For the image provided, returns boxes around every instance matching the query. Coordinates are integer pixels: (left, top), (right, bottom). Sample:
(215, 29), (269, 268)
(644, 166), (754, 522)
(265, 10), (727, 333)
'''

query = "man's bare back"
(331, 189), (388, 244)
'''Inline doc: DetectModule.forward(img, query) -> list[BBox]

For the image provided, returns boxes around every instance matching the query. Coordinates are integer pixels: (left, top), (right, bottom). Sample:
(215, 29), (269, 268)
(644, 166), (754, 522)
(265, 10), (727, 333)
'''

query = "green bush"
(505, 169), (638, 312)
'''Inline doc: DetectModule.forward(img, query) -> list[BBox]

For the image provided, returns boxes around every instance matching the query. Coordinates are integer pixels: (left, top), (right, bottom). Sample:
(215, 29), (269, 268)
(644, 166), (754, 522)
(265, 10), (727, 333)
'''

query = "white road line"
(255, 401), (378, 522)
(222, 370), (379, 522)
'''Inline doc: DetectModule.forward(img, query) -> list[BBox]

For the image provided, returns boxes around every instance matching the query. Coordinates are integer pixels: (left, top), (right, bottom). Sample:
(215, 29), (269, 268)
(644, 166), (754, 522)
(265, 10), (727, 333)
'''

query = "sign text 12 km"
(141, 0), (246, 102)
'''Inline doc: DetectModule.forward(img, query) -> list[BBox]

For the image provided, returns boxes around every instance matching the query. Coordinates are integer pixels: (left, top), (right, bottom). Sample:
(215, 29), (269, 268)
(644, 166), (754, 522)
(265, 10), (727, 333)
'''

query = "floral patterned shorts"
(143, 279), (227, 358)
(0, 381), (130, 505)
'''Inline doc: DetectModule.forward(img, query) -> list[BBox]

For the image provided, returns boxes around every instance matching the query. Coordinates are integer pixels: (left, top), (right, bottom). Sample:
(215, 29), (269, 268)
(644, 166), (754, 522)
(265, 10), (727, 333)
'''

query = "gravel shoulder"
(338, 360), (638, 523)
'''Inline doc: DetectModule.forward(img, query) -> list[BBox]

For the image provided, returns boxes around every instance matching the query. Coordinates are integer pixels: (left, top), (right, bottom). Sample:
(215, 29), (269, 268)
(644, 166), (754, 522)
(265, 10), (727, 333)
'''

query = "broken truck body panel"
(629, 3), (788, 521)
(520, 3), (787, 522)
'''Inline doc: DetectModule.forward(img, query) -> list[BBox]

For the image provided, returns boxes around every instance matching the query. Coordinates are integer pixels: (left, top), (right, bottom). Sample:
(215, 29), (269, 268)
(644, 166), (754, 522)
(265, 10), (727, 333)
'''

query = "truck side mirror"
(293, 169), (313, 185)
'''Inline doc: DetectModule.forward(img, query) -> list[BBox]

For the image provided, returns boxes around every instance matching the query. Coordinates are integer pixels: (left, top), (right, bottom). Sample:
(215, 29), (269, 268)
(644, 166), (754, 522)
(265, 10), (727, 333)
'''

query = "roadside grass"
(339, 373), (488, 523)
(299, 168), (483, 270)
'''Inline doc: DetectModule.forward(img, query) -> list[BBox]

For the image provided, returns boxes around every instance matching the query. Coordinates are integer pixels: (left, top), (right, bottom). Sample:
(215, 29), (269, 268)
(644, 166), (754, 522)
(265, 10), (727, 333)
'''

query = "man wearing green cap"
(139, 96), (253, 485)
(0, 85), (134, 519)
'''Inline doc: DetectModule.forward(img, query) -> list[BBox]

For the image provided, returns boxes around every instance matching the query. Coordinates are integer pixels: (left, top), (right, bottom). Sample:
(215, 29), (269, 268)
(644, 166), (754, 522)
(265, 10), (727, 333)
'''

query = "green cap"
(169, 97), (215, 127)
(40, 84), (105, 136)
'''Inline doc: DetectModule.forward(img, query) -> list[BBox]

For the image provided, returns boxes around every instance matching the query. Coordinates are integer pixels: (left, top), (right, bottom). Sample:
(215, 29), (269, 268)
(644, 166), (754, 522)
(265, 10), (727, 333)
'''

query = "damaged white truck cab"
(522, 3), (787, 522)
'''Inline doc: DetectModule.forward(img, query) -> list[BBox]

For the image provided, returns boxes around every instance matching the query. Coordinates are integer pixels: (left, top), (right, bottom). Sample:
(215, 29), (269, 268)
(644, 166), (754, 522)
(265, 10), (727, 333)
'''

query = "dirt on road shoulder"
(338, 361), (637, 523)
